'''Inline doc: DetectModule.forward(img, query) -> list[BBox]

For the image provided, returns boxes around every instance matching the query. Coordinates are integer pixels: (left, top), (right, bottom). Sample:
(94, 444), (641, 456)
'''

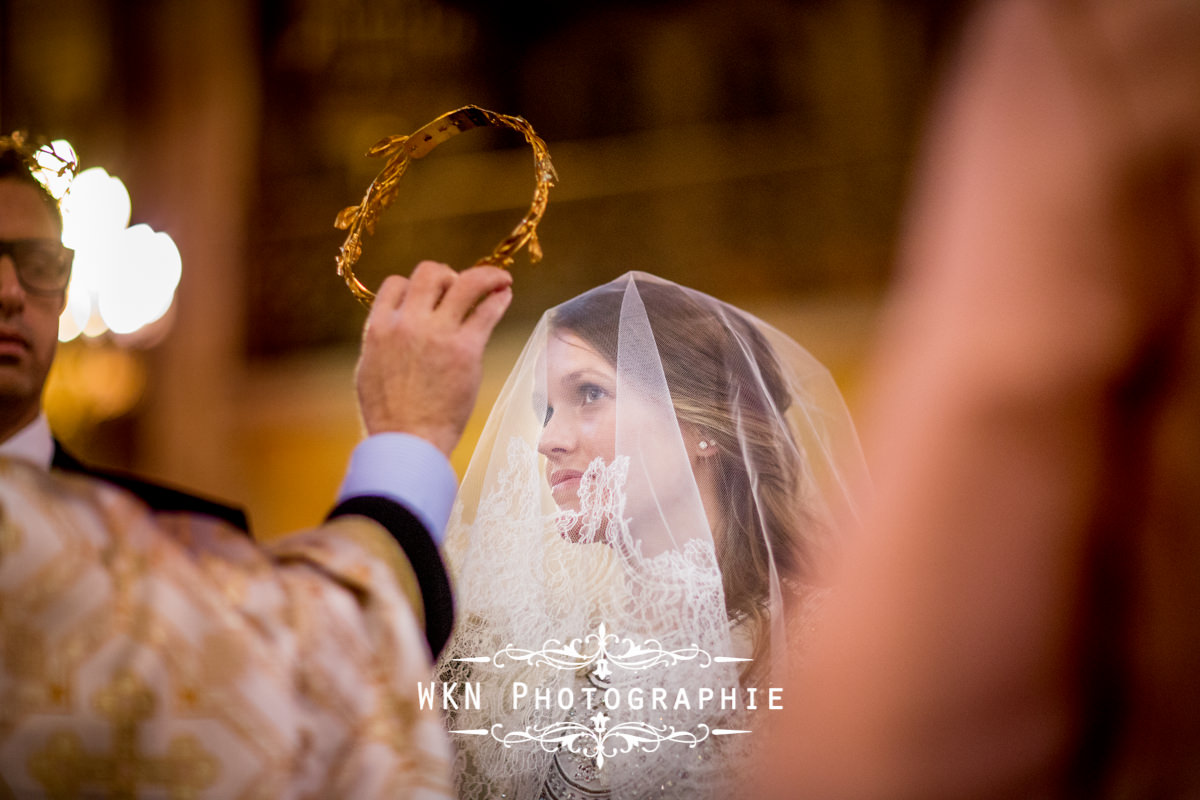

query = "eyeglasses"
(0, 238), (74, 295)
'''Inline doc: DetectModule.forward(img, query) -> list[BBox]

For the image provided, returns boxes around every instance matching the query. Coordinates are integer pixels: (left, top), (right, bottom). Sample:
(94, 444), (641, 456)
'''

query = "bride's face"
(537, 331), (618, 511)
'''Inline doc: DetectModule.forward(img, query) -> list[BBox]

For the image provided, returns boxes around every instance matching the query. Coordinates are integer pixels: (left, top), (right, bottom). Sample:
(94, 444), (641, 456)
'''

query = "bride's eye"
(580, 383), (608, 405)
(532, 389), (551, 426)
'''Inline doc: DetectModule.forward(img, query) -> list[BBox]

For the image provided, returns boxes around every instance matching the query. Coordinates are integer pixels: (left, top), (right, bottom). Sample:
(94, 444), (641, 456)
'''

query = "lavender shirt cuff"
(337, 433), (457, 545)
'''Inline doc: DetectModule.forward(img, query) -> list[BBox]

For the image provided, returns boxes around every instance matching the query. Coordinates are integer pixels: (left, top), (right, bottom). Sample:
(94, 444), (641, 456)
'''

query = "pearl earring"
(698, 440), (711, 450)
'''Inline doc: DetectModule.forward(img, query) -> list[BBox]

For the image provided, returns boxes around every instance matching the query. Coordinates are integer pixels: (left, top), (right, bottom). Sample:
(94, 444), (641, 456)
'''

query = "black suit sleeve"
(51, 442), (250, 534)
(327, 496), (454, 659)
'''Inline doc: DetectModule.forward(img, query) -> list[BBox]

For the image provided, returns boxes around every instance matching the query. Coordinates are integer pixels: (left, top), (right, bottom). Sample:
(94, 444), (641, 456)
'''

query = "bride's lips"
(548, 468), (583, 494)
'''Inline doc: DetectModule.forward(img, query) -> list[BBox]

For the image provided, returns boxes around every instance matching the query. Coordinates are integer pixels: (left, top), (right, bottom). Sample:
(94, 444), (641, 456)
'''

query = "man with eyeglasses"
(0, 133), (517, 795)
(0, 144), (250, 530)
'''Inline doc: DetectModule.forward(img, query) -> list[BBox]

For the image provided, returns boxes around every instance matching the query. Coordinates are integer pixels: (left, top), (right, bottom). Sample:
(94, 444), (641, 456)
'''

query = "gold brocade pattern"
(0, 458), (454, 799)
(27, 671), (219, 798)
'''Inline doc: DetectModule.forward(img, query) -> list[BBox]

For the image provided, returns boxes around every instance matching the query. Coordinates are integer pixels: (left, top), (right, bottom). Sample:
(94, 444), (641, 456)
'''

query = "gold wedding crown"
(335, 106), (557, 306)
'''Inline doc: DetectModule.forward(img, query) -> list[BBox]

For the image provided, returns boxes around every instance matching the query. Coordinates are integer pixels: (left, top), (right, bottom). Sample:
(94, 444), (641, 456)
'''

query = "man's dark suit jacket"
(51, 441), (250, 534)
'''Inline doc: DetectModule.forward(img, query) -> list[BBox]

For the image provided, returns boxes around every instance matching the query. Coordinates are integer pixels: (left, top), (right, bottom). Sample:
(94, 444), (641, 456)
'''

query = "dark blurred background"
(0, 0), (966, 535)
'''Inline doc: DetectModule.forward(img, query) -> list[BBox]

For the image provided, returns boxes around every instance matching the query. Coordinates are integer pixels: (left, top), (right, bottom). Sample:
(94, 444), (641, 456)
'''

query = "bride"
(438, 272), (867, 799)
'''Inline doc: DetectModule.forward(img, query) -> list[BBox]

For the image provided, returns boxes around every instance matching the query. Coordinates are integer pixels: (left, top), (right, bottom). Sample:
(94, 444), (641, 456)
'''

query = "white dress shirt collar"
(0, 414), (55, 469)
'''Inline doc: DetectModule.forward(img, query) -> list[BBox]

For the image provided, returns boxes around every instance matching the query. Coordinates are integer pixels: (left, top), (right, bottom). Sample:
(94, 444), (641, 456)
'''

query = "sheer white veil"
(438, 272), (868, 799)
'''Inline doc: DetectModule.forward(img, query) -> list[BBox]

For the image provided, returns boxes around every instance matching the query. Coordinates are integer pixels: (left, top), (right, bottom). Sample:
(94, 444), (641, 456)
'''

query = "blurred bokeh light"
(56, 162), (182, 342)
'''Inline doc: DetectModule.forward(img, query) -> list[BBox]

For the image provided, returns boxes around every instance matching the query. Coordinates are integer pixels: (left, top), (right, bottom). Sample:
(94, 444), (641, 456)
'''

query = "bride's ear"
(683, 425), (720, 460)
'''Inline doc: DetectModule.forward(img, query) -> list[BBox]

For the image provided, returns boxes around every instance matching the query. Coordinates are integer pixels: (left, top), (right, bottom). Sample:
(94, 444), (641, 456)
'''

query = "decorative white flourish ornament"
(454, 622), (750, 673)
(491, 720), (715, 769)
(451, 623), (752, 765)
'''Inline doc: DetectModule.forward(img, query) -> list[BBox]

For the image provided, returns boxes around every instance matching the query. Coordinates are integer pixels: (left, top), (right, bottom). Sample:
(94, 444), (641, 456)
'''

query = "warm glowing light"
(60, 167), (131, 250)
(57, 313), (82, 342)
(97, 225), (182, 334)
(60, 245), (110, 342)
(32, 139), (77, 200)
(55, 160), (184, 343)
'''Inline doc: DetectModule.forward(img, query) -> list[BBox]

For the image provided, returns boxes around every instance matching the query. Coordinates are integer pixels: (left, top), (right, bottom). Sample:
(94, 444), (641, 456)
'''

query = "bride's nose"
(537, 409), (574, 456)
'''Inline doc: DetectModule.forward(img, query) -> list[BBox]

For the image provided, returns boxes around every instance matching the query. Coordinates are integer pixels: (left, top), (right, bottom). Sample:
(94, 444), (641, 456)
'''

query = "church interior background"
(0, 0), (962, 537)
